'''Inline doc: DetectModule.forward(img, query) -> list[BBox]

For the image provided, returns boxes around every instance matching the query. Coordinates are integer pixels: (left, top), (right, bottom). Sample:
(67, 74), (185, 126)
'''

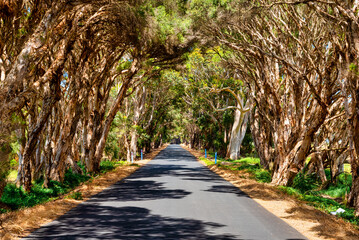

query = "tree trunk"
(3, 1), (67, 114)
(250, 108), (273, 169)
(23, 76), (61, 192)
(92, 61), (139, 172)
(271, 105), (328, 186)
(0, 142), (11, 199)
(50, 102), (82, 182)
(345, 80), (359, 215)
(15, 127), (26, 186)
(226, 105), (249, 160)
(130, 86), (146, 159)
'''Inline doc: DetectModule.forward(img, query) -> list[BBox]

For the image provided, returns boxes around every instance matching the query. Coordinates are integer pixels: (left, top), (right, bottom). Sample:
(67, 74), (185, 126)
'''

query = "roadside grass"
(200, 153), (359, 226)
(0, 160), (129, 213)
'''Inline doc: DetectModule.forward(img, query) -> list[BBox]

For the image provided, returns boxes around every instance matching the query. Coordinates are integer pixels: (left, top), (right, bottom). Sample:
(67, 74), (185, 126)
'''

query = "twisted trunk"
(92, 60), (139, 172)
(23, 77), (61, 192)
(271, 105), (328, 186)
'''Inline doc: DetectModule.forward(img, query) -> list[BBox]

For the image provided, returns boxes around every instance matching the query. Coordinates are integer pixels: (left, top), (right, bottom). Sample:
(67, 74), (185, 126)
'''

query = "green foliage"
(349, 63), (358, 74)
(278, 171), (359, 225)
(292, 172), (319, 194)
(99, 160), (118, 173)
(254, 170), (271, 183)
(278, 186), (301, 196)
(232, 157), (260, 165)
(117, 59), (132, 72)
(63, 169), (90, 189)
(203, 156), (271, 183)
(202, 155), (359, 225)
(67, 191), (83, 200)
(9, 158), (18, 169)
(279, 185), (359, 225)
(318, 173), (351, 198)
(104, 132), (120, 161)
(199, 157), (215, 166)
(1, 169), (90, 210)
(241, 127), (255, 156)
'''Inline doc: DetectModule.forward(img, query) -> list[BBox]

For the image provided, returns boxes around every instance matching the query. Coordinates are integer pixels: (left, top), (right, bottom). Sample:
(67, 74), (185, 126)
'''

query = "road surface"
(25, 145), (307, 240)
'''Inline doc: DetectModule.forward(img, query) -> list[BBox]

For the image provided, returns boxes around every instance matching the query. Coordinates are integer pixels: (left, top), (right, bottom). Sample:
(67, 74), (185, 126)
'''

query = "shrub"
(100, 160), (117, 173)
(292, 172), (318, 193)
(1, 169), (90, 210)
(255, 170), (271, 183)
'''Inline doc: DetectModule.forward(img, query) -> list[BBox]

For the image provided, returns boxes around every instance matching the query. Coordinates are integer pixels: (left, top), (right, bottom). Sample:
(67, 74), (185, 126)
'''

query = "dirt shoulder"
(0, 145), (167, 240)
(183, 145), (359, 240)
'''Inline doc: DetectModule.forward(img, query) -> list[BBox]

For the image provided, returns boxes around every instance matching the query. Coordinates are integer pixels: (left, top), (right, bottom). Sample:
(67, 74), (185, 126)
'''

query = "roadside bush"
(100, 160), (117, 173)
(292, 172), (318, 193)
(255, 170), (271, 183)
(1, 169), (90, 210)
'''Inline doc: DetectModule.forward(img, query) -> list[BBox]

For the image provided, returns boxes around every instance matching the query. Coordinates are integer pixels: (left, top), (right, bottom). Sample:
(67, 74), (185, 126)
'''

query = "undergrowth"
(0, 160), (126, 213)
(1, 169), (90, 211)
(200, 152), (359, 226)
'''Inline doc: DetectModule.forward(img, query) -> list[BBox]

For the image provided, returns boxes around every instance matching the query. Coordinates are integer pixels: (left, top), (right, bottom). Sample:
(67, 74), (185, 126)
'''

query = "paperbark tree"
(209, 88), (251, 160)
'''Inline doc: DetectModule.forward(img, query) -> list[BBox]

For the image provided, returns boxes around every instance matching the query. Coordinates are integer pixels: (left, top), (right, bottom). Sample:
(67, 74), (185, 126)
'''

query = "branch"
(204, 97), (242, 112)
(324, 112), (345, 124)
(209, 88), (250, 112)
(302, 74), (328, 110)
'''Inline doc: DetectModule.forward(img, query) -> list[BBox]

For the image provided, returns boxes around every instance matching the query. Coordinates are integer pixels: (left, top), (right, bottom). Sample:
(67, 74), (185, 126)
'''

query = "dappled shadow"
(127, 163), (225, 183)
(227, 182), (288, 201)
(88, 180), (191, 202)
(282, 205), (359, 240)
(25, 205), (242, 240)
(205, 185), (250, 198)
(24, 145), (309, 240)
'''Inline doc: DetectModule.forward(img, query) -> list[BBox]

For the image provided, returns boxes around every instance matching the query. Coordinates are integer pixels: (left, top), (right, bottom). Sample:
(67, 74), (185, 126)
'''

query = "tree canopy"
(1, 0), (359, 216)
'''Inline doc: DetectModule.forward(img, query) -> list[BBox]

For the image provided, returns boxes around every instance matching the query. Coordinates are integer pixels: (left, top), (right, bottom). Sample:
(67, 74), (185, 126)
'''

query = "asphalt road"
(25, 145), (308, 240)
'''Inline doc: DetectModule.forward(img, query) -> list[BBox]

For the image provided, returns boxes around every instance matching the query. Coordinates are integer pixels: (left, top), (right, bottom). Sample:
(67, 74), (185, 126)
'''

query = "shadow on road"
(26, 205), (242, 240)
(88, 180), (191, 202)
(205, 185), (250, 198)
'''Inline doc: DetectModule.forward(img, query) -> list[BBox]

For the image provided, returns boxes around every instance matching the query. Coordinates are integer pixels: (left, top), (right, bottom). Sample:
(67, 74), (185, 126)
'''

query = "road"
(25, 145), (307, 240)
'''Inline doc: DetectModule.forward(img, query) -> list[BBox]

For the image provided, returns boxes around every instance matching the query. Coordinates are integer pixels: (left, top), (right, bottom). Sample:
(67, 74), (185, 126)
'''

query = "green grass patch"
(232, 157), (260, 165)
(200, 157), (215, 166)
(201, 156), (271, 183)
(292, 172), (319, 194)
(99, 160), (129, 173)
(99, 160), (118, 173)
(1, 169), (91, 210)
(279, 185), (359, 225)
(318, 173), (351, 198)
(0, 159), (132, 213)
(254, 169), (271, 183)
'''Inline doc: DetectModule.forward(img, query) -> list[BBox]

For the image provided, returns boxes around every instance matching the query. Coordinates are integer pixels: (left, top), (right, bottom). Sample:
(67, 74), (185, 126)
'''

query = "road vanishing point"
(25, 145), (308, 240)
